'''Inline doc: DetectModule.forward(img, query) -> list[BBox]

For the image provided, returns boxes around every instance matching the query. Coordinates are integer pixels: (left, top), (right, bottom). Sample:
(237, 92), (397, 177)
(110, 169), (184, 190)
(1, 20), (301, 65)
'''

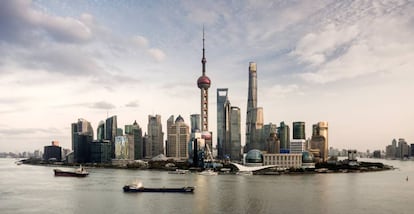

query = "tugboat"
(53, 166), (89, 177)
(123, 180), (194, 193)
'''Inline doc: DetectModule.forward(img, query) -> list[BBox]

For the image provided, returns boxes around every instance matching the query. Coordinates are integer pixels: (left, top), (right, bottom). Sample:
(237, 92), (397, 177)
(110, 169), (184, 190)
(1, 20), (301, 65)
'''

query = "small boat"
(53, 166), (89, 177)
(198, 169), (218, 176)
(123, 181), (194, 193)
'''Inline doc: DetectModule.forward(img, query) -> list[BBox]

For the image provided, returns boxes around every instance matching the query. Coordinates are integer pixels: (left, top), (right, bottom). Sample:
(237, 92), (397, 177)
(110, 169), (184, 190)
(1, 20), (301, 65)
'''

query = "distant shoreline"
(14, 157), (395, 175)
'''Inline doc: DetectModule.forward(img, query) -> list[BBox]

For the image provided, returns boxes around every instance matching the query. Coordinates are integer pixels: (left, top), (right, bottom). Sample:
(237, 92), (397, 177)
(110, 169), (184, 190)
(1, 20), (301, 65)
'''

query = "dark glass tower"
(230, 106), (241, 160)
(217, 88), (230, 159)
(293, 121), (306, 140)
(105, 115), (117, 158)
(278, 121), (290, 152)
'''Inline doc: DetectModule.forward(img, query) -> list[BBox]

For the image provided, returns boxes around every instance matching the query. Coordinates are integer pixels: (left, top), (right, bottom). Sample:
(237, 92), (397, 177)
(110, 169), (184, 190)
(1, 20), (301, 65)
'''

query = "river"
(1, 158), (413, 214)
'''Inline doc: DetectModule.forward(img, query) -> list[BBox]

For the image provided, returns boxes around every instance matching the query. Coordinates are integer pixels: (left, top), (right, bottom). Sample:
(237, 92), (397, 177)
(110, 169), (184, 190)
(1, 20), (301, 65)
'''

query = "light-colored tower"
(317, 121), (328, 161)
(167, 115), (190, 159)
(147, 115), (164, 157)
(197, 29), (211, 132)
(246, 62), (263, 151)
(247, 62), (257, 111)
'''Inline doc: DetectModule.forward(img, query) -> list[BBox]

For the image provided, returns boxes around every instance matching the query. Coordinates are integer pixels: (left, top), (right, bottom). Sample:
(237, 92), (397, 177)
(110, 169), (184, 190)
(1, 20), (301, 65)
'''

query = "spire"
(202, 26), (206, 76)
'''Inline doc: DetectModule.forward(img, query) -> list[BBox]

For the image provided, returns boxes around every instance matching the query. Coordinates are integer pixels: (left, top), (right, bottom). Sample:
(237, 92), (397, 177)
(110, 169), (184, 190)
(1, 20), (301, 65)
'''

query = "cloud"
(90, 101), (116, 109)
(125, 101), (139, 108)
(0, 0), (92, 44)
(264, 84), (302, 99)
(147, 48), (166, 62)
(293, 0), (414, 84)
(0, 127), (61, 135)
(292, 24), (359, 66)
(132, 36), (149, 48)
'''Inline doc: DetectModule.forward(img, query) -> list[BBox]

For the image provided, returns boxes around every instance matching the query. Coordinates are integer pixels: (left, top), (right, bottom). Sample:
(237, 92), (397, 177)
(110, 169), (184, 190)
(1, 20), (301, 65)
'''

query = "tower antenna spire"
(202, 26), (206, 76)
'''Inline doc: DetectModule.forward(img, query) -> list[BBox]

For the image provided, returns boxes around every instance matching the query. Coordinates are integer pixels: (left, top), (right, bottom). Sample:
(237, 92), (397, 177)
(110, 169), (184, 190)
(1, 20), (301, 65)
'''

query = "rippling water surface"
(1, 158), (414, 214)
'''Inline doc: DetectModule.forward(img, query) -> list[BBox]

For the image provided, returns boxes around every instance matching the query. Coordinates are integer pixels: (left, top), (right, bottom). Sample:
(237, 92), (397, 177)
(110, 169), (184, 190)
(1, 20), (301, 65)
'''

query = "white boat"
(199, 169), (218, 176)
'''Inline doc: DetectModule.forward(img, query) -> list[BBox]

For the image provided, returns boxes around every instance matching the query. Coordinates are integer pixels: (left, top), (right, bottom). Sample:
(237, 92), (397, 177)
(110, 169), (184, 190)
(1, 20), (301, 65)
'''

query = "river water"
(1, 158), (414, 214)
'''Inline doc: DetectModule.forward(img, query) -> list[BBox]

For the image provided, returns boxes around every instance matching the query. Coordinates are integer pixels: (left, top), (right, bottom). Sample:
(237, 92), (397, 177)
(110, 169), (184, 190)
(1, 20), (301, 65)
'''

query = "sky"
(0, 0), (413, 153)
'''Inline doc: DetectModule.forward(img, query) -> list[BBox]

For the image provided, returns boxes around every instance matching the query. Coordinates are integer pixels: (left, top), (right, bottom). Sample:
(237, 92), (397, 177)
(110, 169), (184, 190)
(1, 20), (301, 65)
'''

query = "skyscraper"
(167, 115), (190, 159)
(293, 121), (306, 140)
(245, 62), (264, 151)
(278, 121), (290, 153)
(147, 115), (164, 157)
(72, 118), (94, 163)
(190, 114), (201, 133)
(263, 123), (277, 152)
(125, 120), (143, 160)
(97, 121), (105, 140)
(217, 88), (230, 159)
(310, 121), (329, 162)
(105, 115), (117, 158)
(230, 106), (242, 160)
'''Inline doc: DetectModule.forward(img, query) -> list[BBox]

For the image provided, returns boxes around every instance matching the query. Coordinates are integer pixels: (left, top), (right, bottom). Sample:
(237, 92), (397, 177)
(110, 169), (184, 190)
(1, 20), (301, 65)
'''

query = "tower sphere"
(197, 75), (211, 89)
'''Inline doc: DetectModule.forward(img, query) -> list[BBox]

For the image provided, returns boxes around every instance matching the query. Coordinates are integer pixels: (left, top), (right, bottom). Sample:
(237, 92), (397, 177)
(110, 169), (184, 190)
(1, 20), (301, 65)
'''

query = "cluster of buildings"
(385, 138), (414, 160)
(41, 32), (331, 169)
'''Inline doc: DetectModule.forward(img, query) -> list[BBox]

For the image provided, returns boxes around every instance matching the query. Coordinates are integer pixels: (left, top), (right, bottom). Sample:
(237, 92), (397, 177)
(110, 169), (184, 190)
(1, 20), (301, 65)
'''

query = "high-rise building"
(245, 62), (264, 151)
(190, 114), (201, 133)
(97, 121), (105, 140)
(189, 114), (201, 165)
(147, 115), (164, 157)
(114, 136), (128, 159)
(90, 140), (111, 163)
(310, 121), (329, 162)
(196, 29), (213, 154)
(217, 88), (231, 159)
(105, 115), (117, 158)
(43, 142), (62, 161)
(72, 118), (94, 163)
(230, 106), (241, 160)
(263, 123), (278, 153)
(166, 115), (190, 159)
(125, 120), (143, 160)
(397, 138), (410, 159)
(278, 121), (290, 152)
(293, 121), (306, 140)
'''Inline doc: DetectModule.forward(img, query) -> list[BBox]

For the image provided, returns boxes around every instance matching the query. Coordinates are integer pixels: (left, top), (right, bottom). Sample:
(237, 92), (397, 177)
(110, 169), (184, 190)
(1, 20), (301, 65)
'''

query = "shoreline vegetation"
(16, 158), (395, 175)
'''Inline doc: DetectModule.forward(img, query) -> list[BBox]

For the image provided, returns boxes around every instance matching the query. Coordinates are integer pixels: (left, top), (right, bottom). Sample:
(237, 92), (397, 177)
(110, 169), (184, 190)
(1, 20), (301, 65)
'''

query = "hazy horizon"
(1, 0), (413, 153)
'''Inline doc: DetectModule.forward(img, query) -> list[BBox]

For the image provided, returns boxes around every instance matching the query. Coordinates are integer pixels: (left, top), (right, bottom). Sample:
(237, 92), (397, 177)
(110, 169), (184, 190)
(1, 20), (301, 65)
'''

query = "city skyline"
(1, 0), (414, 152)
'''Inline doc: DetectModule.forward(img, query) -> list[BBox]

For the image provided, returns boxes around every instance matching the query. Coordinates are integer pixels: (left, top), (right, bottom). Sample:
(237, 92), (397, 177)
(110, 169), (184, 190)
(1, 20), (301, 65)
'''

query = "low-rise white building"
(263, 153), (302, 169)
(290, 139), (306, 154)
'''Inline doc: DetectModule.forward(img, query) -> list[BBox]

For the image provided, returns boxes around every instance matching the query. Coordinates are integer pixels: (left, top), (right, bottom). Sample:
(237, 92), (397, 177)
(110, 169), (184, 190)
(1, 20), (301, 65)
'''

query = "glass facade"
(246, 149), (263, 163)
(292, 121), (306, 140)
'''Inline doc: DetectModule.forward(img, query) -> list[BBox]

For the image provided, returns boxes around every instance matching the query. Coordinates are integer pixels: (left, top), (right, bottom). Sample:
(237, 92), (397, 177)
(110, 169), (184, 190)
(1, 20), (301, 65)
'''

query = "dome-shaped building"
(245, 149), (263, 166)
(302, 151), (316, 169)
(302, 151), (314, 163)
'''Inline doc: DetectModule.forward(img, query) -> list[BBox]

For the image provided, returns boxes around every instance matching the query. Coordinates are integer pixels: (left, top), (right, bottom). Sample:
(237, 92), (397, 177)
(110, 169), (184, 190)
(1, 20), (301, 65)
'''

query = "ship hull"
(123, 186), (194, 193)
(54, 169), (89, 177)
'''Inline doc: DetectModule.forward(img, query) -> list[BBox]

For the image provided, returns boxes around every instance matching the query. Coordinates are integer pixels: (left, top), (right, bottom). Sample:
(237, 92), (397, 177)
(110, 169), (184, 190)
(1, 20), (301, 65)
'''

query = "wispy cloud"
(90, 101), (116, 110)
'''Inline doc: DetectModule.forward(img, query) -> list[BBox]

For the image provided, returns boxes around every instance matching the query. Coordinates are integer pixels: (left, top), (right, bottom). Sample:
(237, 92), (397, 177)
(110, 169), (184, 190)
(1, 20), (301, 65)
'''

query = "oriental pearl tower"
(197, 30), (211, 132)
(197, 29), (213, 154)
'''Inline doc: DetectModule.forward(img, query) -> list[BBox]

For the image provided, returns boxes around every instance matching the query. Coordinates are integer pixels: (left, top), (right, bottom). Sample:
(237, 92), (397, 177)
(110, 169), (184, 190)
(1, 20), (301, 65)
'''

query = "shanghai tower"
(246, 62), (263, 151)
